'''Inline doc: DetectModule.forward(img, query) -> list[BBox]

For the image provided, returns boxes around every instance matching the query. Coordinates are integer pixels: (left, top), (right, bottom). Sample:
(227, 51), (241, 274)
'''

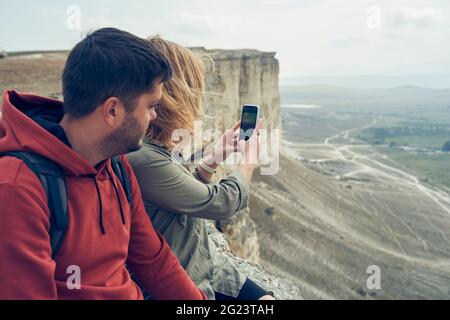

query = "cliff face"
(194, 48), (281, 136)
(193, 48), (281, 263)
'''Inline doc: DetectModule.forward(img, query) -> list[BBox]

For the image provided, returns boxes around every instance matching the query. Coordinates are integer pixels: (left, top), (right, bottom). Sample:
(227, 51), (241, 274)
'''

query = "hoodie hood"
(0, 90), (123, 235)
(0, 90), (99, 176)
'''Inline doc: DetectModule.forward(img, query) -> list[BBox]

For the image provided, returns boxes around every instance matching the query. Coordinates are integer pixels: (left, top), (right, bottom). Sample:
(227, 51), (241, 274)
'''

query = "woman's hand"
(204, 121), (241, 166)
(198, 119), (263, 184)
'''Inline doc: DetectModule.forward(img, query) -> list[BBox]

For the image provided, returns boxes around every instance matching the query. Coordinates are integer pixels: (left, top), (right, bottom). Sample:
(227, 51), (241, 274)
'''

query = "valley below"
(250, 93), (450, 299)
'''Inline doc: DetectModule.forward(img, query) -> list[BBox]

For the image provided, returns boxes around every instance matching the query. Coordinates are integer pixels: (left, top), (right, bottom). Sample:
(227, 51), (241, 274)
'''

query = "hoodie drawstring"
(92, 177), (106, 235)
(91, 169), (126, 234)
(106, 168), (126, 226)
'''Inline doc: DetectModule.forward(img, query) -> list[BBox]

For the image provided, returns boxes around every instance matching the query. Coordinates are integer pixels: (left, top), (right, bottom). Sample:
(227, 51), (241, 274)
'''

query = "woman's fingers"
(254, 118), (264, 133)
(226, 122), (240, 138)
(221, 120), (262, 157)
(247, 119), (264, 142)
(231, 120), (241, 131)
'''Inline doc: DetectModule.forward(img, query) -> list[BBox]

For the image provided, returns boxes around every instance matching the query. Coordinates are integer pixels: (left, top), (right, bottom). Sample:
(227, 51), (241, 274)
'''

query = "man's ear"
(101, 97), (125, 128)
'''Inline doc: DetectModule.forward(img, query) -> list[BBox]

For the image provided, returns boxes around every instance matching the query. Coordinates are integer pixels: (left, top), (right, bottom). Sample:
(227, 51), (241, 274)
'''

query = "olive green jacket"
(128, 141), (250, 299)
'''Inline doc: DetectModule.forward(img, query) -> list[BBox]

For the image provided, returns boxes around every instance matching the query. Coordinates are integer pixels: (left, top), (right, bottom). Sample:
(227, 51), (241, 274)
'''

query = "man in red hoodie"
(0, 28), (206, 300)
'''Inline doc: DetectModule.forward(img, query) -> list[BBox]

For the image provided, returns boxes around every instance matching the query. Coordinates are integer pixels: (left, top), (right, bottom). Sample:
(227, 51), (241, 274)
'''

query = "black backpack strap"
(111, 155), (132, 204)
(0, 151), (68, 258)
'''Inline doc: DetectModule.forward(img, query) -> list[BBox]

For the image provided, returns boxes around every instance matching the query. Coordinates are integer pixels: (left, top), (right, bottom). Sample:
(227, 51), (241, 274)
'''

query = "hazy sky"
(1, 0), (449, 78)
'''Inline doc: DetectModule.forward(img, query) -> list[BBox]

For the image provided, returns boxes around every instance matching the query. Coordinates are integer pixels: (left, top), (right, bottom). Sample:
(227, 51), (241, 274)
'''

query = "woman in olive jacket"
(128, 37), (274, 300)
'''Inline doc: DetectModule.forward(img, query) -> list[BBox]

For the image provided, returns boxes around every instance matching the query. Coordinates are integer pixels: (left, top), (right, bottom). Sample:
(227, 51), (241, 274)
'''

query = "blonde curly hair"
(146, 36), (206, 151)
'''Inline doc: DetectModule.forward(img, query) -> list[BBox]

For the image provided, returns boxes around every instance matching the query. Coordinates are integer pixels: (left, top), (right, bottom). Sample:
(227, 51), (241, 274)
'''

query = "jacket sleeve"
(121, 156), (206, 300)
(0, 183), (57, 300)
(128, 148), (250, 221)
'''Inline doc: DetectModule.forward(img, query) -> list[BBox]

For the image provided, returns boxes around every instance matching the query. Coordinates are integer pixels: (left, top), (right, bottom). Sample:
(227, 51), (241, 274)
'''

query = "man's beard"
(99, 113), (146, 159)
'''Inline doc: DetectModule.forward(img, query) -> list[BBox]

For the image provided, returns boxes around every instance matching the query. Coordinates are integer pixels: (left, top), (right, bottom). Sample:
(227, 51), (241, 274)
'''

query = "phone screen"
(239, 105), (259, 141)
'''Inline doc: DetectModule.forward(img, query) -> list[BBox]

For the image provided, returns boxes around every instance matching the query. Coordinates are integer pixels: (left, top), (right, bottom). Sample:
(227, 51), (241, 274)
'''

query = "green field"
(384, 136), (450, 149)
(357, 113), (450, 150)
(375, 147), (450, 191)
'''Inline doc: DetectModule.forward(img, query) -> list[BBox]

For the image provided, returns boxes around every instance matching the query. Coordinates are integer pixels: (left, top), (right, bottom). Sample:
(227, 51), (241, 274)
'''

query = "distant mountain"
(280, 75), (450, 90)
(280, 85), (450, 109)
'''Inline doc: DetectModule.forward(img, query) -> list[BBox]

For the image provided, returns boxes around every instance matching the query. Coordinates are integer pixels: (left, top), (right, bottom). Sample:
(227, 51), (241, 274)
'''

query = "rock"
(193, 48), (281, 260)
(192, 48), (281, 144)
(217, 208), (260, 264)
(356, 287), (367, 297)
(207, 223), (303, 300)
(264, 207), (276, 217)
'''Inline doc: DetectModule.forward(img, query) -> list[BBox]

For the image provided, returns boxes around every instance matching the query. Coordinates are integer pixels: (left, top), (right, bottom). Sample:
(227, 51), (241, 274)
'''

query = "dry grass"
(0, 52), (67, 98)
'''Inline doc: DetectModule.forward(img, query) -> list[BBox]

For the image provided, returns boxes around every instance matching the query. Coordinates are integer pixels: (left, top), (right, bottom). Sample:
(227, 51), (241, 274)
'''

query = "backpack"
(0, 151), (132, 259)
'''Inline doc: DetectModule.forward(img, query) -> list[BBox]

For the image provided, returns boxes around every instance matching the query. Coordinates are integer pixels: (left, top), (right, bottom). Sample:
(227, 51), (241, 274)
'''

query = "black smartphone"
(239, 104), (261, 141)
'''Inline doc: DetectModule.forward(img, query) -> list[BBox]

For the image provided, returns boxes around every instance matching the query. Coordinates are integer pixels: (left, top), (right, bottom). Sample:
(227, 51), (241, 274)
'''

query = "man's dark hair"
(62, 27), (172, 117)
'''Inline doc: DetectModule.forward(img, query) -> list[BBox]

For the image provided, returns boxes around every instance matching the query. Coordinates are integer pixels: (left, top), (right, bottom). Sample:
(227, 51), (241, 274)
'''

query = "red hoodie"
(0, 90), (206, 300)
